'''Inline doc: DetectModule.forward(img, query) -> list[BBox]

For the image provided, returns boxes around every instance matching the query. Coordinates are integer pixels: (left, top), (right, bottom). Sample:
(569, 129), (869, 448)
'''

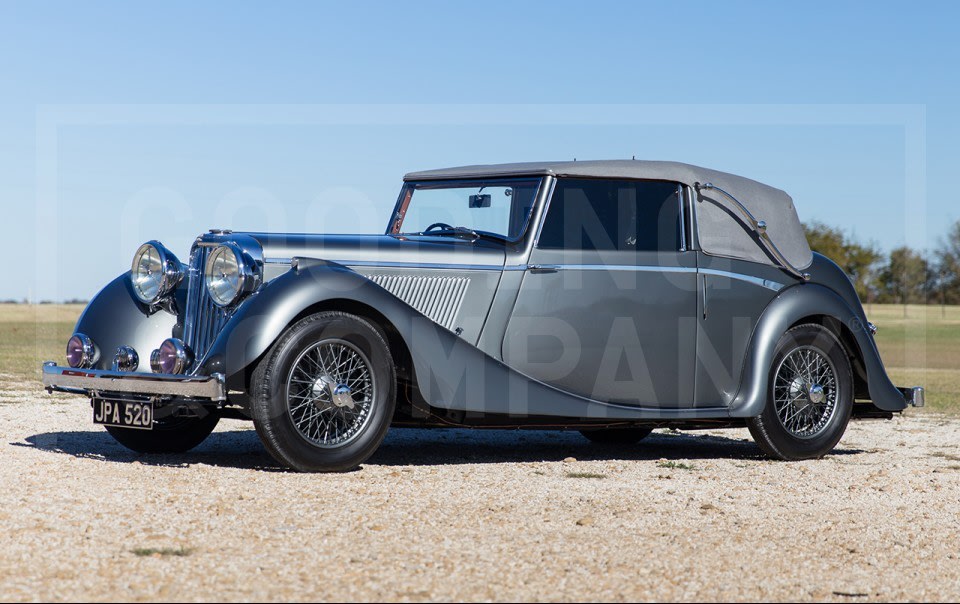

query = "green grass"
(867, 304), (960, 414)
(656, 461), (697, 471)
(131, 546), (193, 558)
(0, 303), (957, 413)
(0, 305), (83, 401)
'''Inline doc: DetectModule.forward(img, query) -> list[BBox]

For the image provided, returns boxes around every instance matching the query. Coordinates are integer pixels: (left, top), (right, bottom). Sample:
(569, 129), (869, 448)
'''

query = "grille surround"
(182, 244), (232, 373)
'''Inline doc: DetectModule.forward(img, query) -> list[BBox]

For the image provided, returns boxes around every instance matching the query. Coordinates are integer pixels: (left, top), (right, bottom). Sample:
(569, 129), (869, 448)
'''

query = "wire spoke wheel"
(285, 338), (376, 448)
(772, 345), (838, 439)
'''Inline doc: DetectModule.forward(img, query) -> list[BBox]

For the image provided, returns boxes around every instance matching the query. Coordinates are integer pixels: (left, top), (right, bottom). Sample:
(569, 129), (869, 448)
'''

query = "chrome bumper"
(41, 362), (226, 401)
(899, 386), (925, 408)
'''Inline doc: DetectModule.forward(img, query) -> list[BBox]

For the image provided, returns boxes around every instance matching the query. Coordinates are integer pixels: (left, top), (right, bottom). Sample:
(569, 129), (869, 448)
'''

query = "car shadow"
(15, 423), (865, 471)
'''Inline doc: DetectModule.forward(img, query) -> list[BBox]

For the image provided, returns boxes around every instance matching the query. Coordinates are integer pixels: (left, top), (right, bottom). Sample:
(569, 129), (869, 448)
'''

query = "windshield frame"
(387, 176), (546, 244)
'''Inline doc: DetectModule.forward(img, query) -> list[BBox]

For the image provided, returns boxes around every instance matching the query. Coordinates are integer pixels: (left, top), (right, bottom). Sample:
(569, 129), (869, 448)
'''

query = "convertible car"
(42, 160), (924, 471)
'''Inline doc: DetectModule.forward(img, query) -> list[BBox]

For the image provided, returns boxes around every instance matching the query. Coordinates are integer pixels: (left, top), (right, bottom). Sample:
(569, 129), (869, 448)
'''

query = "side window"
(537, 179), (682, 251)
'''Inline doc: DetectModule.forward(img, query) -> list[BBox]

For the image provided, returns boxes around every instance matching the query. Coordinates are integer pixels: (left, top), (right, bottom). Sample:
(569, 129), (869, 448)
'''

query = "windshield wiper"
(417, 226), (509, 243)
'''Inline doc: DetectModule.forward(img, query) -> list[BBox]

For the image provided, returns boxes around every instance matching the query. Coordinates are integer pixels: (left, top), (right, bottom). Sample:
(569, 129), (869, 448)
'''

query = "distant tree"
(876, 247), (931, 305)
(802, 221), (882, 301)
(935, 220), (960, 304)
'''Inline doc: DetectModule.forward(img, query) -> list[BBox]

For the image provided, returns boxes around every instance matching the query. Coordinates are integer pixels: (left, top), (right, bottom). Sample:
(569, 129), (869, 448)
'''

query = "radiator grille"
(367, 274), (469, 331)
(183, 245), (231, 372)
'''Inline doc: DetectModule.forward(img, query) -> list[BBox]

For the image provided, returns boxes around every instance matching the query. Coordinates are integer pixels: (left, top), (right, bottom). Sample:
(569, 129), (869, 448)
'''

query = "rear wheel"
(250, 311), (396, 472)
(105, 412), (219, 454)
(747, 323), (853, 460)
(579, 427), (653, 445)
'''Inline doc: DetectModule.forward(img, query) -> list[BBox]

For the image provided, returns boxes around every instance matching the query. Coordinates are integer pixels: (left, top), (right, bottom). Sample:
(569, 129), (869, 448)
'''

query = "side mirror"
(469, 194), (491, 208)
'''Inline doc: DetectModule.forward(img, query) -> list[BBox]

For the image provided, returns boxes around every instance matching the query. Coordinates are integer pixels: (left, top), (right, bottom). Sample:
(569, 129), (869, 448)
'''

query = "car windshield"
(393, 178), (543, 242)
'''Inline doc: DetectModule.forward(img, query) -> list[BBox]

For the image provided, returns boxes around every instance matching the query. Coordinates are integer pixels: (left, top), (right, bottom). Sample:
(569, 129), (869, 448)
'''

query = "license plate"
(93, 399), (154, 430)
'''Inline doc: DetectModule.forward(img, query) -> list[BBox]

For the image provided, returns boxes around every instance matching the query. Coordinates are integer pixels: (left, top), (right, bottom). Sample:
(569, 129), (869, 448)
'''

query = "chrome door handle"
(527, 264), (559, 274)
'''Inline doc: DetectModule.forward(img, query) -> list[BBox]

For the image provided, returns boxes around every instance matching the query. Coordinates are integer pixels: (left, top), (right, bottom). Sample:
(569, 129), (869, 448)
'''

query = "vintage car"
(42, 160), (924, 471)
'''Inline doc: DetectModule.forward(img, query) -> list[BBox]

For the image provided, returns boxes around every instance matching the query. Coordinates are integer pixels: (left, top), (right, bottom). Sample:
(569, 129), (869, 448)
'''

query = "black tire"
(747, 323), (853, 461)
(250, 311), (396, 472)
(579, 427), (653, 445)
(105, 412), (219, 454)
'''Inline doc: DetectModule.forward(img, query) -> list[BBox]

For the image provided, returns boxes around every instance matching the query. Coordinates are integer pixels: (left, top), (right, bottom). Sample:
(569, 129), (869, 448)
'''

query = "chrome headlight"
(205, 243), (258, 307)
(130, 241), (183, 305)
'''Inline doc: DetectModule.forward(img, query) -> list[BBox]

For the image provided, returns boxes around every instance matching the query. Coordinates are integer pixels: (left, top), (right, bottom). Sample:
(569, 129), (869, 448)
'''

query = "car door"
(694, 254), (786, 407)
(501, 178), (699, 408)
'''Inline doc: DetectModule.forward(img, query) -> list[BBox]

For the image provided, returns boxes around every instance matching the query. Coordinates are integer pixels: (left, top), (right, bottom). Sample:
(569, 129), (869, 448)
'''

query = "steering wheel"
(424, 222), (454, 233)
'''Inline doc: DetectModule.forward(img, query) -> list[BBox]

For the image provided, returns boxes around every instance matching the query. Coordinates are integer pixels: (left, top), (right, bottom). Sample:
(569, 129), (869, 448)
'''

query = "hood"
(233, 232), (507, 269)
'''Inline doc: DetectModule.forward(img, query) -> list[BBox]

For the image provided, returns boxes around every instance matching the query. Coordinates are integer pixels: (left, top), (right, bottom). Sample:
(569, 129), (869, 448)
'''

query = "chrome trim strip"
(519, 264), (783, 290)
(528, 264), (697, 274)
(263, 257), (294, 265)
(677, 184), (687, 252)
(41, 362), (227, 401)
(699, 268), (785, 291)
(688, 184), (701, 251)
(330, 259), (781, 290)
(345, 260), (503, 271)
(695, 182), (810, 282)
(531, 175), (558, 249)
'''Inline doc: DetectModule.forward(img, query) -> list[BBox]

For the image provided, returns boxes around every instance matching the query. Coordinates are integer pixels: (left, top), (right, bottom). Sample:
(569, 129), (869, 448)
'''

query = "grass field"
(1, 303), (956, 413)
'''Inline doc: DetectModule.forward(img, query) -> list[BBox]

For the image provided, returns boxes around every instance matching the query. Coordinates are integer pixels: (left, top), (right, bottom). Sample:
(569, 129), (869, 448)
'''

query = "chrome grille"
(367, 274), (469, 331)
(183, 245), (231, 372)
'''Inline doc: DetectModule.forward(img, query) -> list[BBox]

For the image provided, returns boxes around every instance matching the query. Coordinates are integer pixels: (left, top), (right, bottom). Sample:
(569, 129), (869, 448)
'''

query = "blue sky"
(1, 0), (958, 300)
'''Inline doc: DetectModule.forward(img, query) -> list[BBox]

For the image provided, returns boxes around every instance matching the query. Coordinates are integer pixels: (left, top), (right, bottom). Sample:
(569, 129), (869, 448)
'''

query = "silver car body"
(42, 160), (923, 426)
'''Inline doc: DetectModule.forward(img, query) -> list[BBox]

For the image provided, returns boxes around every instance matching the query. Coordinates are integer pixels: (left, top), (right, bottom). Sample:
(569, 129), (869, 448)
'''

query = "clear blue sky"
(1, 0), (958, 301)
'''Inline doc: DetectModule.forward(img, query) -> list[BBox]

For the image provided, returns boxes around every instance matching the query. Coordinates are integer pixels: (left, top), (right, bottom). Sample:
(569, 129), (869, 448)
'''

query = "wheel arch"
(254, 297), (414, 394)
(786, 314), (870, 401)
(729, 283), (906, 417)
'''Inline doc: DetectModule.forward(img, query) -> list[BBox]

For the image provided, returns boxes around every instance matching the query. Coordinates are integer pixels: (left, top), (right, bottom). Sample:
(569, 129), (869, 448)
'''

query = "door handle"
(702, 274), (708, 320)
(527, 264), (559, 274)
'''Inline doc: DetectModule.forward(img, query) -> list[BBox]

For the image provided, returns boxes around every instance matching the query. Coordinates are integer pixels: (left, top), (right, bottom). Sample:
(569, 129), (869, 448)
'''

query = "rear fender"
(730, 283), (906, 416)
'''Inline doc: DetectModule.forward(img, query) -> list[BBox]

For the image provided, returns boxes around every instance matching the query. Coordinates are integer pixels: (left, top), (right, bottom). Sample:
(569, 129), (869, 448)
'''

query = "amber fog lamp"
(66, 333), (98, 368)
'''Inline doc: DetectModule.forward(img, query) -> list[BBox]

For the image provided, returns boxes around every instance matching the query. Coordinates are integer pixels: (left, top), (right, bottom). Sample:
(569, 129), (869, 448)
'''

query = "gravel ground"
(1, 385), (958, 602)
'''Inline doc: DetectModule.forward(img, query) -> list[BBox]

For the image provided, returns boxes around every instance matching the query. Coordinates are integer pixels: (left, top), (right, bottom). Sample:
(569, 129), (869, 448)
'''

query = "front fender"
(729, 283), (906, 417)
(198, 260), (388, 386)
(73, 272), (177, 372)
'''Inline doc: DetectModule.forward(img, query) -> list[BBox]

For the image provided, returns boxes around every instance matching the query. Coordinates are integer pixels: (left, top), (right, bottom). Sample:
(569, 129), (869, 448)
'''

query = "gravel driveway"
(1, 385), (958, 602)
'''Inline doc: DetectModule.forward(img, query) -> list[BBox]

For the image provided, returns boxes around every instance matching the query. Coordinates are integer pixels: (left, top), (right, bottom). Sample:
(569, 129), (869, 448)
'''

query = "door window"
(537, 179), (682, 251)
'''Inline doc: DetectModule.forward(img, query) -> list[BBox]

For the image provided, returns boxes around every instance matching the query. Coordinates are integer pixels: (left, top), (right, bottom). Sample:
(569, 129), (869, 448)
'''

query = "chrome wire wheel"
(772, 345), (839, 439)
(285, 338), (376, 448)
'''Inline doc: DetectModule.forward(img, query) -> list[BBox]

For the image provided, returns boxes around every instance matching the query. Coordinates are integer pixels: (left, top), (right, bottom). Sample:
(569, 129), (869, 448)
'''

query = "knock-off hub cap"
(312, 375), (356, 409)
(808, 383), (825, 404)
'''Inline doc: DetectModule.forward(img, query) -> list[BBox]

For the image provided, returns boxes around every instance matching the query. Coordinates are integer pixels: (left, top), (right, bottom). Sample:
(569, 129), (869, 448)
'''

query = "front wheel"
(250, 311), (396, 472)
(747, 323), (853, 461)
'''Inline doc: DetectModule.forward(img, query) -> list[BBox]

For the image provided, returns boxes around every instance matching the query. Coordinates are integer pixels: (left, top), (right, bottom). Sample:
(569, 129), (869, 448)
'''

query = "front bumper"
(899, 386), (925, 408)
(41, 362), (226, 401)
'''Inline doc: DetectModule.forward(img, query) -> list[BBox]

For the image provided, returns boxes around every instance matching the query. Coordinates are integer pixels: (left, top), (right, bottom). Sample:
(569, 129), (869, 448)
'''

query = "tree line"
(804, 220), (960, 305)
